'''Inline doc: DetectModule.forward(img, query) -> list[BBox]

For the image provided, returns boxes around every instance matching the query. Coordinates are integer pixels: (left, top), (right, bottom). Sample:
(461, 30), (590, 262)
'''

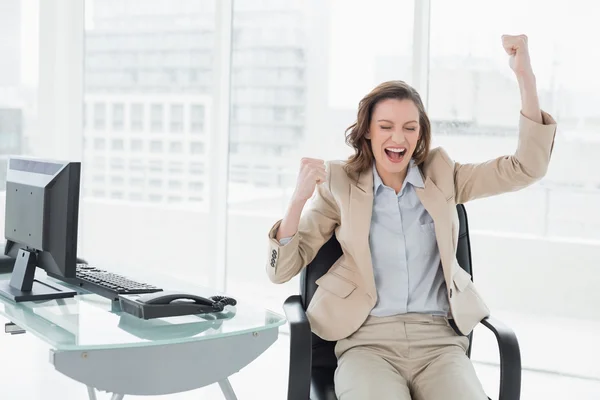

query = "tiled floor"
(1, 320), (599, 400)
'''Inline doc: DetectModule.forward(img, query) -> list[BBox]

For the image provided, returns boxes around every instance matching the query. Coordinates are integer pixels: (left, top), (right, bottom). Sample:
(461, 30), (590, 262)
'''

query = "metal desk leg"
(218, 379), (238, 400)
(87, 387), (123, 400)
(87, 386), (97, 400)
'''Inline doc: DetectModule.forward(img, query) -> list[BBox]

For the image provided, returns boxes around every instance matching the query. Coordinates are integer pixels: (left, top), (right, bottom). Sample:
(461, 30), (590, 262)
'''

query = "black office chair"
(283, 204), (521, 400)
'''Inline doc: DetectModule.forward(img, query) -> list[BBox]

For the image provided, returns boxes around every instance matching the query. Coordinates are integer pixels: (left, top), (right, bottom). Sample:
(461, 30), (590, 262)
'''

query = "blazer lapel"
(415, 176), (454, 285)
(346, 167), (455, 297)
(348, 169), (377, 296)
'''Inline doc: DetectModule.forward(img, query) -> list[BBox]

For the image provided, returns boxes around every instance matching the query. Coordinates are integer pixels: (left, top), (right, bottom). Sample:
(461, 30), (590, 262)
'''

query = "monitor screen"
(0, 156), (80, 302)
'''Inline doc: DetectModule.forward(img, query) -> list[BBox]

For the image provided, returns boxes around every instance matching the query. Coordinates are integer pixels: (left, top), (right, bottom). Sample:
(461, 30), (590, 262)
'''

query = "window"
(231, 105), (239, 122)
(169, 141), (183, 153)
(110, 176), (124, 185)
(222, 7), (417, 393)
(131, 139), (143, 151)
(149, 179), (162, 188)
(112, 103), (124, 130)
(190, 104), (205, 133)
(150, 140), (163, 153)
(150, 104), (163, 132)
(129, 192), (143, 201)
(82, 0), (218, 304)
(149, 161), (163, 172)
(130, 103), (144, 131)
(110, 158), (125, 171)
(190, 162), (204, 175)
(94, 138), (106, 150)
(190, 142), (204, 154)
(273, 107), (285, 122)
(168, 180), (183, 189)
(92, 156), (106, 168)
(130, 177), (144, 187)
(83, 103), (88, 128)
(130, 161), (144, 172)
(93, 103), (106, 130)
(111, 139), (124, 150)
(427, 0), (600, 394)
(170, 104), (184, 133)
(149, 194), (163, 203)
(189, 181), (204, 192)
(169, 162), (184, 174)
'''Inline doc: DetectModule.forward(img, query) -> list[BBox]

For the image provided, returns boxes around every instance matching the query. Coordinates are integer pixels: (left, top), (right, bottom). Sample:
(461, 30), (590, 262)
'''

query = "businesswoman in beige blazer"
(266, 35), (557, 400)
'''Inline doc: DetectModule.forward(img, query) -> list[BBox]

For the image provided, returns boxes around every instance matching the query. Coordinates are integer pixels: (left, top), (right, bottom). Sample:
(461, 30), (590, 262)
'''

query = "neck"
(375, 163), (408, 194)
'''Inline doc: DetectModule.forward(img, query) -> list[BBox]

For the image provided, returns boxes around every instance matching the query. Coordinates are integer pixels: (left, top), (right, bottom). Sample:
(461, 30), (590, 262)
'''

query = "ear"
(365, 131), (371, 139)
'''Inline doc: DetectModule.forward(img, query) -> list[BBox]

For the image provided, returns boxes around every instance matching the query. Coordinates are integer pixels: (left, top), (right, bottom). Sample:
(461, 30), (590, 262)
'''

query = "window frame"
(49, 0), (428, 293)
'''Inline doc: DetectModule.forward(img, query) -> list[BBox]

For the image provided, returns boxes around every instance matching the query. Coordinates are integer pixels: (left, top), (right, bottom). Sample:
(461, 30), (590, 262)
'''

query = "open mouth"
(384, 147), (407, 163)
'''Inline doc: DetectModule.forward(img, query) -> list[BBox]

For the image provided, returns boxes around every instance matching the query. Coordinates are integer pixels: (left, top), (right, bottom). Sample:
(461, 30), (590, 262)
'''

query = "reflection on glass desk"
(0, 270), (286, 399)
(0, 271), (285, 350)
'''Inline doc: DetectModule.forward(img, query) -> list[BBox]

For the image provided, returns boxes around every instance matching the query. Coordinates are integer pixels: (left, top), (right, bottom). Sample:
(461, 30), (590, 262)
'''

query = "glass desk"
(0, 271), (286, 400)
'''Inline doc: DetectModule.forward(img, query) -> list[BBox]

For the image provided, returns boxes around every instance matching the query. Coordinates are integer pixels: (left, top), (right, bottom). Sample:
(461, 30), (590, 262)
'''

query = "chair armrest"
(480, 316), (521, 400)
(283, 295), (312, 400)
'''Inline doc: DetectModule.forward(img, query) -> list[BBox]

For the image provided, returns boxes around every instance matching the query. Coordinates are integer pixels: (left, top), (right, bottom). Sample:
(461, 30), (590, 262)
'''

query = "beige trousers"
(334, 313), (487, 400)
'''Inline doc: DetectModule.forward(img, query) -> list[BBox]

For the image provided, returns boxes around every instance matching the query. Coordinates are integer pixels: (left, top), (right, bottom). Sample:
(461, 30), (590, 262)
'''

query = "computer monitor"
(0, 156), (81, 302)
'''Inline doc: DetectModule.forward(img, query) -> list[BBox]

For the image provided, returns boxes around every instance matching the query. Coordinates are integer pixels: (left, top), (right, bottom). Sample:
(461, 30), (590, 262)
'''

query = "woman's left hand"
(502, 34), (534, 79)
(502, 34), (542, 123)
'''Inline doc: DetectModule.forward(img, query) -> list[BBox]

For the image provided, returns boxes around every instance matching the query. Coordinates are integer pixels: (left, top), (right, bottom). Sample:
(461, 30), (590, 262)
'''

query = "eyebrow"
(377, 119), (419, 124)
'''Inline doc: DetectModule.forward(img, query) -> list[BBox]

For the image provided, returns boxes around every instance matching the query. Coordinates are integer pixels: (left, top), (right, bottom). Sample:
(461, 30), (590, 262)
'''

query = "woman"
(266, 35), (557, 399)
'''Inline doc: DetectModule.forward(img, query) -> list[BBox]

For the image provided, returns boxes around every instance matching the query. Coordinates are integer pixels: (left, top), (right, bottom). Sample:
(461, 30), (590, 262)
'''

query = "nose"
(391, 129), (406, 144)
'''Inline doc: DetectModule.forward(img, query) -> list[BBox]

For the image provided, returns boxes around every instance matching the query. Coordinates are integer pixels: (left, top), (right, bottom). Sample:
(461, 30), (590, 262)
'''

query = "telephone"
(118, 291), (237, 320)
(0, 255), (15, 274)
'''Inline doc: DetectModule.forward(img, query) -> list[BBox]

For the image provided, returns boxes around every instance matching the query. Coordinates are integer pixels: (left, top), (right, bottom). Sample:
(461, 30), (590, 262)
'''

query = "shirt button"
(449, 288), (453, 298)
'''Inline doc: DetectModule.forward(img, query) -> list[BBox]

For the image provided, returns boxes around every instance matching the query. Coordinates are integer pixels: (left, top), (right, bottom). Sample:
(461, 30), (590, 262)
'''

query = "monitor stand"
(0, 249), (76, 302)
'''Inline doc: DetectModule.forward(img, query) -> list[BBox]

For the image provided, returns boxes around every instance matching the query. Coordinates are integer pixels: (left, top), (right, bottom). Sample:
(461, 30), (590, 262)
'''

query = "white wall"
(470, 230), (600, 320)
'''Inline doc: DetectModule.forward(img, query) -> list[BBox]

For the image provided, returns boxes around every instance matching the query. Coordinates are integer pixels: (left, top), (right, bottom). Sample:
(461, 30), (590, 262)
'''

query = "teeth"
(387, 148), (406, 154)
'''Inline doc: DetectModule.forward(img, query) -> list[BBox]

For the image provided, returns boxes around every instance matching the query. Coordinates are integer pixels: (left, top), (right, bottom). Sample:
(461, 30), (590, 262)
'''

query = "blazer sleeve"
(266, 162), (340, 284)
(444, 110), (557, 204)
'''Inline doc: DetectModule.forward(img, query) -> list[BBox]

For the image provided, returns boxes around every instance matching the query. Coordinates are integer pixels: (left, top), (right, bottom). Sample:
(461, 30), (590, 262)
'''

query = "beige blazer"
(267, 111), (557, 341)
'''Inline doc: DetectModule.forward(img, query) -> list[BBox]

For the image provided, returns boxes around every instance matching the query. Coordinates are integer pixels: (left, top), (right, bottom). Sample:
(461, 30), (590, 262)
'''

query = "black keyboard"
(75, 264), (163, 300)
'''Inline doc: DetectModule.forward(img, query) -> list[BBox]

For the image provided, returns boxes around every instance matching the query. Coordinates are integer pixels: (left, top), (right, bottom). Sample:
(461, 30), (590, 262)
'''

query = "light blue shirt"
(369, 160), (449, 317)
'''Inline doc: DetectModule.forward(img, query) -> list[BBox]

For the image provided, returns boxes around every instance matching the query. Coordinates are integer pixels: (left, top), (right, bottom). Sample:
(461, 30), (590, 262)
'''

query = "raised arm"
(506, 34), (543, 124)
(266, 159), (340, 284)
(451, 34), (558, 204)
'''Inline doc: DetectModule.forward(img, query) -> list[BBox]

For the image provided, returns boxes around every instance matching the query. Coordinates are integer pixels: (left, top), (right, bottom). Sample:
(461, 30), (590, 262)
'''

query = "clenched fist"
(502, 34), (533, 78)
(292, 158), (326, 203)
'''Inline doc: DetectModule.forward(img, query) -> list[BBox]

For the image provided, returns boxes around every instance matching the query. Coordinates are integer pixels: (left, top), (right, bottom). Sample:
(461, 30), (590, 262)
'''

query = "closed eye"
(406, 127), (416, 131)
(380, 126), (392, 130)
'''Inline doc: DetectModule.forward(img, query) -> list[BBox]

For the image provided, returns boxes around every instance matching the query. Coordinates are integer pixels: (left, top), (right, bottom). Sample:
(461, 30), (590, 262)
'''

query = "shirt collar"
(405, 159), (425, 189)
(373, 159), (424, 194)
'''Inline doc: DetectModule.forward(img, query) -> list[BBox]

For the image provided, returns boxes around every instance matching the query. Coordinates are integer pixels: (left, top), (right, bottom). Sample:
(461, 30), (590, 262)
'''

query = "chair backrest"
(299, 204), (473, 370)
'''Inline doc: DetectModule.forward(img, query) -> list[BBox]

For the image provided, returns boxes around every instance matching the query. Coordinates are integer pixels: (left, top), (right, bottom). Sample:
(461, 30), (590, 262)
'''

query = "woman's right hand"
(292, 158), (326, 204)
(276, 158), (326, 241)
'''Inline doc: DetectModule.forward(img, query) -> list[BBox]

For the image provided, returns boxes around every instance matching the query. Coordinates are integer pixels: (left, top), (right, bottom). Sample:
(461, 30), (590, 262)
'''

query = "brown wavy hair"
(344, 80), (431, 178)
